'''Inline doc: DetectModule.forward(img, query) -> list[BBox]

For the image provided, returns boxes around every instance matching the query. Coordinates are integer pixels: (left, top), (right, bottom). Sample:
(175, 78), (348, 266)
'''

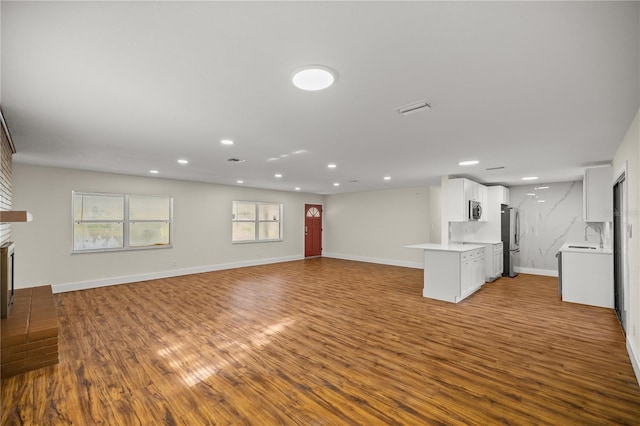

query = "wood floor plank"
(2, 258), (639, 424)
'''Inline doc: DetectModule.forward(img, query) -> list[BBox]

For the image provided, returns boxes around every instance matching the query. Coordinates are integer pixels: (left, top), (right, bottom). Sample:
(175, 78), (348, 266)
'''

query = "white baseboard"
(323, 252), (423, 269)
(628, 337), (640, 387)
(51, 255), (304, 294)
(515, 267), (558, 277)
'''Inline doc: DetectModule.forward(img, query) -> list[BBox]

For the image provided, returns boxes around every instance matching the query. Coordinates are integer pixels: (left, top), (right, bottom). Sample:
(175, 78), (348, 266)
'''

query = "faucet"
(584, 224), (603, 248)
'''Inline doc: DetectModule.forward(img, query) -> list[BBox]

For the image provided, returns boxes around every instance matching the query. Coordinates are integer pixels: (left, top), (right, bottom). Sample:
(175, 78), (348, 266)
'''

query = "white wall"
(509, 181), (586, 275)
(612, 109), (640, 384)
(323, 186), (433, 268)
(11, 164), (324, 292)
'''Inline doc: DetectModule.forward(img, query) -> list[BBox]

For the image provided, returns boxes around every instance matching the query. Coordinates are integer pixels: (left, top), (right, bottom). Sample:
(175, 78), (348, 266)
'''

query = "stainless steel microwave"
(469, 200), (482, 220)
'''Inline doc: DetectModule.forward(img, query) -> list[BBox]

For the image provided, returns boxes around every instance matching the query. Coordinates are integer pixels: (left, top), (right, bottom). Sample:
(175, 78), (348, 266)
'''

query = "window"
(73, 192), (172, 252)
(232, 201), (283, 242)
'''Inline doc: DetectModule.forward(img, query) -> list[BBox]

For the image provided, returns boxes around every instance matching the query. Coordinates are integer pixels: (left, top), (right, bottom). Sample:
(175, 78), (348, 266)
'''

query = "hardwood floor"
(2, 258), (639, 425)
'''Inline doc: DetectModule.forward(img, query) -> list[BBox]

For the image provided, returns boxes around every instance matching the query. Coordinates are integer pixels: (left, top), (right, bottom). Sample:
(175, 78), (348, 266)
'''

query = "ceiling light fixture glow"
(177, 159), (189, 164)
(221, 139), (234, 145)
(328, 164), (337, 169)
(535, 186), (549, 190)
(459, 160), (479, 166)
(521, 176), (539, 181)
(333, 183), (340, 187)
(295, 187), (301, 191)
(384, 176), (391, 180)
(292, 66), (335, 91)
(275, 174), (283, 178)
(237, 180), (244, 184)
(149, 170), (159, 174)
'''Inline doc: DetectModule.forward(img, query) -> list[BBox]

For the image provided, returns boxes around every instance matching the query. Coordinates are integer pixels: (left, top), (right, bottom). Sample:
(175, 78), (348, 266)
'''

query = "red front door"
(305, 204), (322, 257)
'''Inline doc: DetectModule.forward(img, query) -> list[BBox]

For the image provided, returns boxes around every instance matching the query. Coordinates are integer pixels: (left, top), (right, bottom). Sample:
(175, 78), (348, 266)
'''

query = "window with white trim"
(232, 201), (283, 242)
(72, 192), (173, 252)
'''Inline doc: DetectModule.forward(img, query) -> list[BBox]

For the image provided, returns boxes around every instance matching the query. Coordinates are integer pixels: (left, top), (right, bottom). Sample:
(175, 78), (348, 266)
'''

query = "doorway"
(305, 204), (322, 257)
(613, 172), (627, 333)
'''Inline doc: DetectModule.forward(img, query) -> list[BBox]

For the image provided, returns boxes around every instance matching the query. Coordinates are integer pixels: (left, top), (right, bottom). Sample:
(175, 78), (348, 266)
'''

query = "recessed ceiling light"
(237, 180), (244, 184)
(459, 160), (479, 166)
(221, 139), (234, 145)
(149, 170), (159, 174)
(384, 176), (391, 180)
(537, 200), (546, 203)
(295, 187), (301, 191)
(292, 65), (335, 91)
(177, 159), (189, 165)
(333, 183), (340, 187)
(328, 164), (337, 169)
(275, 174), (283, 178)
(522, 176), (539, 181)
(535, 186), (549, 190)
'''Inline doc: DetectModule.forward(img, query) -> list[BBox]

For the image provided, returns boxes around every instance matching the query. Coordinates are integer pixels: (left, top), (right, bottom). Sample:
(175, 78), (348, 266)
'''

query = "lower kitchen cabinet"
(421, 246), (486, 303)
(491, 243), (504, 280)
(560, 245), (613, 308)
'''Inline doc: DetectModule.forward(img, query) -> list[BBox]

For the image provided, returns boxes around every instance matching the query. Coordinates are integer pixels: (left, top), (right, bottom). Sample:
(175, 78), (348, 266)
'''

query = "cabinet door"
(583, 166), (612, 222)
(461, 260), (473, 294)
(473, 258), (484, 286)
(494, 250), (503, 275)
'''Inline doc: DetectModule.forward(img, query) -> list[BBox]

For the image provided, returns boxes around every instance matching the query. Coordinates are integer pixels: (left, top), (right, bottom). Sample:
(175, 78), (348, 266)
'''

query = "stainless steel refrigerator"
(501, 204), (520, 277)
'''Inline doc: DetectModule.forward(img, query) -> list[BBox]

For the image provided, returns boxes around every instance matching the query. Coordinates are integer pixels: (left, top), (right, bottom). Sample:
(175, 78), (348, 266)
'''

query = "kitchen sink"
(567, 245), (597, 249)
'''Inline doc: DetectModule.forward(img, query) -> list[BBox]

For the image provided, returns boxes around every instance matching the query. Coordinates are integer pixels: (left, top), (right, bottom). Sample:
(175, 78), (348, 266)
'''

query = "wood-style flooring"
(2, 258), (639, 425)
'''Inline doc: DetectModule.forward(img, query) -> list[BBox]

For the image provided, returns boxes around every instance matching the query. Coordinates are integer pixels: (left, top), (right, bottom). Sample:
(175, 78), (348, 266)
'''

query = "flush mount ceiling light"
(221, 139), (234, 145)
(458, 160), (479, 166)
(384, 176), (391, 181)
(522, 176), (539, 181)
(328, 164), (337, 169)
(535, 186), (550, 190)
(149, 170), (159, 174)
(274, 173), (283, 178)
(292, 65), (335, 91)
(333, 183), (340, 187)
(295, 187), (301, 191)
(177, 159), (189, 165)
(237, 180), (244, 184)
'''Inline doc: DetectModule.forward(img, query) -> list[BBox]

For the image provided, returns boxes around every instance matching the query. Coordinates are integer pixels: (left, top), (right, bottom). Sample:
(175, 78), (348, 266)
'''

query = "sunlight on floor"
(157, 317), (296, 387)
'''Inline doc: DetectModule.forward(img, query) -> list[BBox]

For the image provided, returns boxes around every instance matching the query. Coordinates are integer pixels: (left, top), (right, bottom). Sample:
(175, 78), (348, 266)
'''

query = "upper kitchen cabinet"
(491, 185), (509, 205)
(448, 178), (487, 222)
(583, 166), (612, 222)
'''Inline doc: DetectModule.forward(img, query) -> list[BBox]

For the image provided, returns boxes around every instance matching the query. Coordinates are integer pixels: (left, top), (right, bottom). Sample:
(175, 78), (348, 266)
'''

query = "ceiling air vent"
(394, 99), (432, 116)
(227, 158), (245, 163)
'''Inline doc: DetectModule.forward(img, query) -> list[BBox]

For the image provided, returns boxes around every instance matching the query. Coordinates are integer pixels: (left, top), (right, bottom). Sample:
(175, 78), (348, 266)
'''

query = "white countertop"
(405, 243), (486, 252)
(461, 240), (502, 246)
(560, 242), (612, 255)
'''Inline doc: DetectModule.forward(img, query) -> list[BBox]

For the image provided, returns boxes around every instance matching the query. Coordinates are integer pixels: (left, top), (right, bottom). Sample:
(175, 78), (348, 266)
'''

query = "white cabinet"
(493, 244), (503, 278)
(583, 166), (612, 222)
(448, 178), (488, 222)
(477, 242), (503, 282)
(460, 248), (485, 298)
(561, 247), (613, 308)
(420, 246), (485, 303)
(490, 185), (509, 205)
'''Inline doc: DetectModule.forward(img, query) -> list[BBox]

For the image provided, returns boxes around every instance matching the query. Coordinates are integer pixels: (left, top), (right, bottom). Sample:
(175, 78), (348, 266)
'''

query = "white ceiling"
(2, 1), (639, 194)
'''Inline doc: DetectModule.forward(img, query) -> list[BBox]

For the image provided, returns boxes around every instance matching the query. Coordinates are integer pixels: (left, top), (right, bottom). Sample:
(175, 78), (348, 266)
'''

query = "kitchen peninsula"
(406, 243), (486, 303)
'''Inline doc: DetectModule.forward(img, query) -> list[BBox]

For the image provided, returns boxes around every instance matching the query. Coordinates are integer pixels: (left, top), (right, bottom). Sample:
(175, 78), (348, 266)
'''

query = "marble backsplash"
(510, 181), (589, 274)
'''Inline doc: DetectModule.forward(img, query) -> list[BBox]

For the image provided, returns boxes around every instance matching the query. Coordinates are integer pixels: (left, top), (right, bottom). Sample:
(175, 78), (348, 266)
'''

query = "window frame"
(232, 200), (283, 243)
(72, 191), (173, 253)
